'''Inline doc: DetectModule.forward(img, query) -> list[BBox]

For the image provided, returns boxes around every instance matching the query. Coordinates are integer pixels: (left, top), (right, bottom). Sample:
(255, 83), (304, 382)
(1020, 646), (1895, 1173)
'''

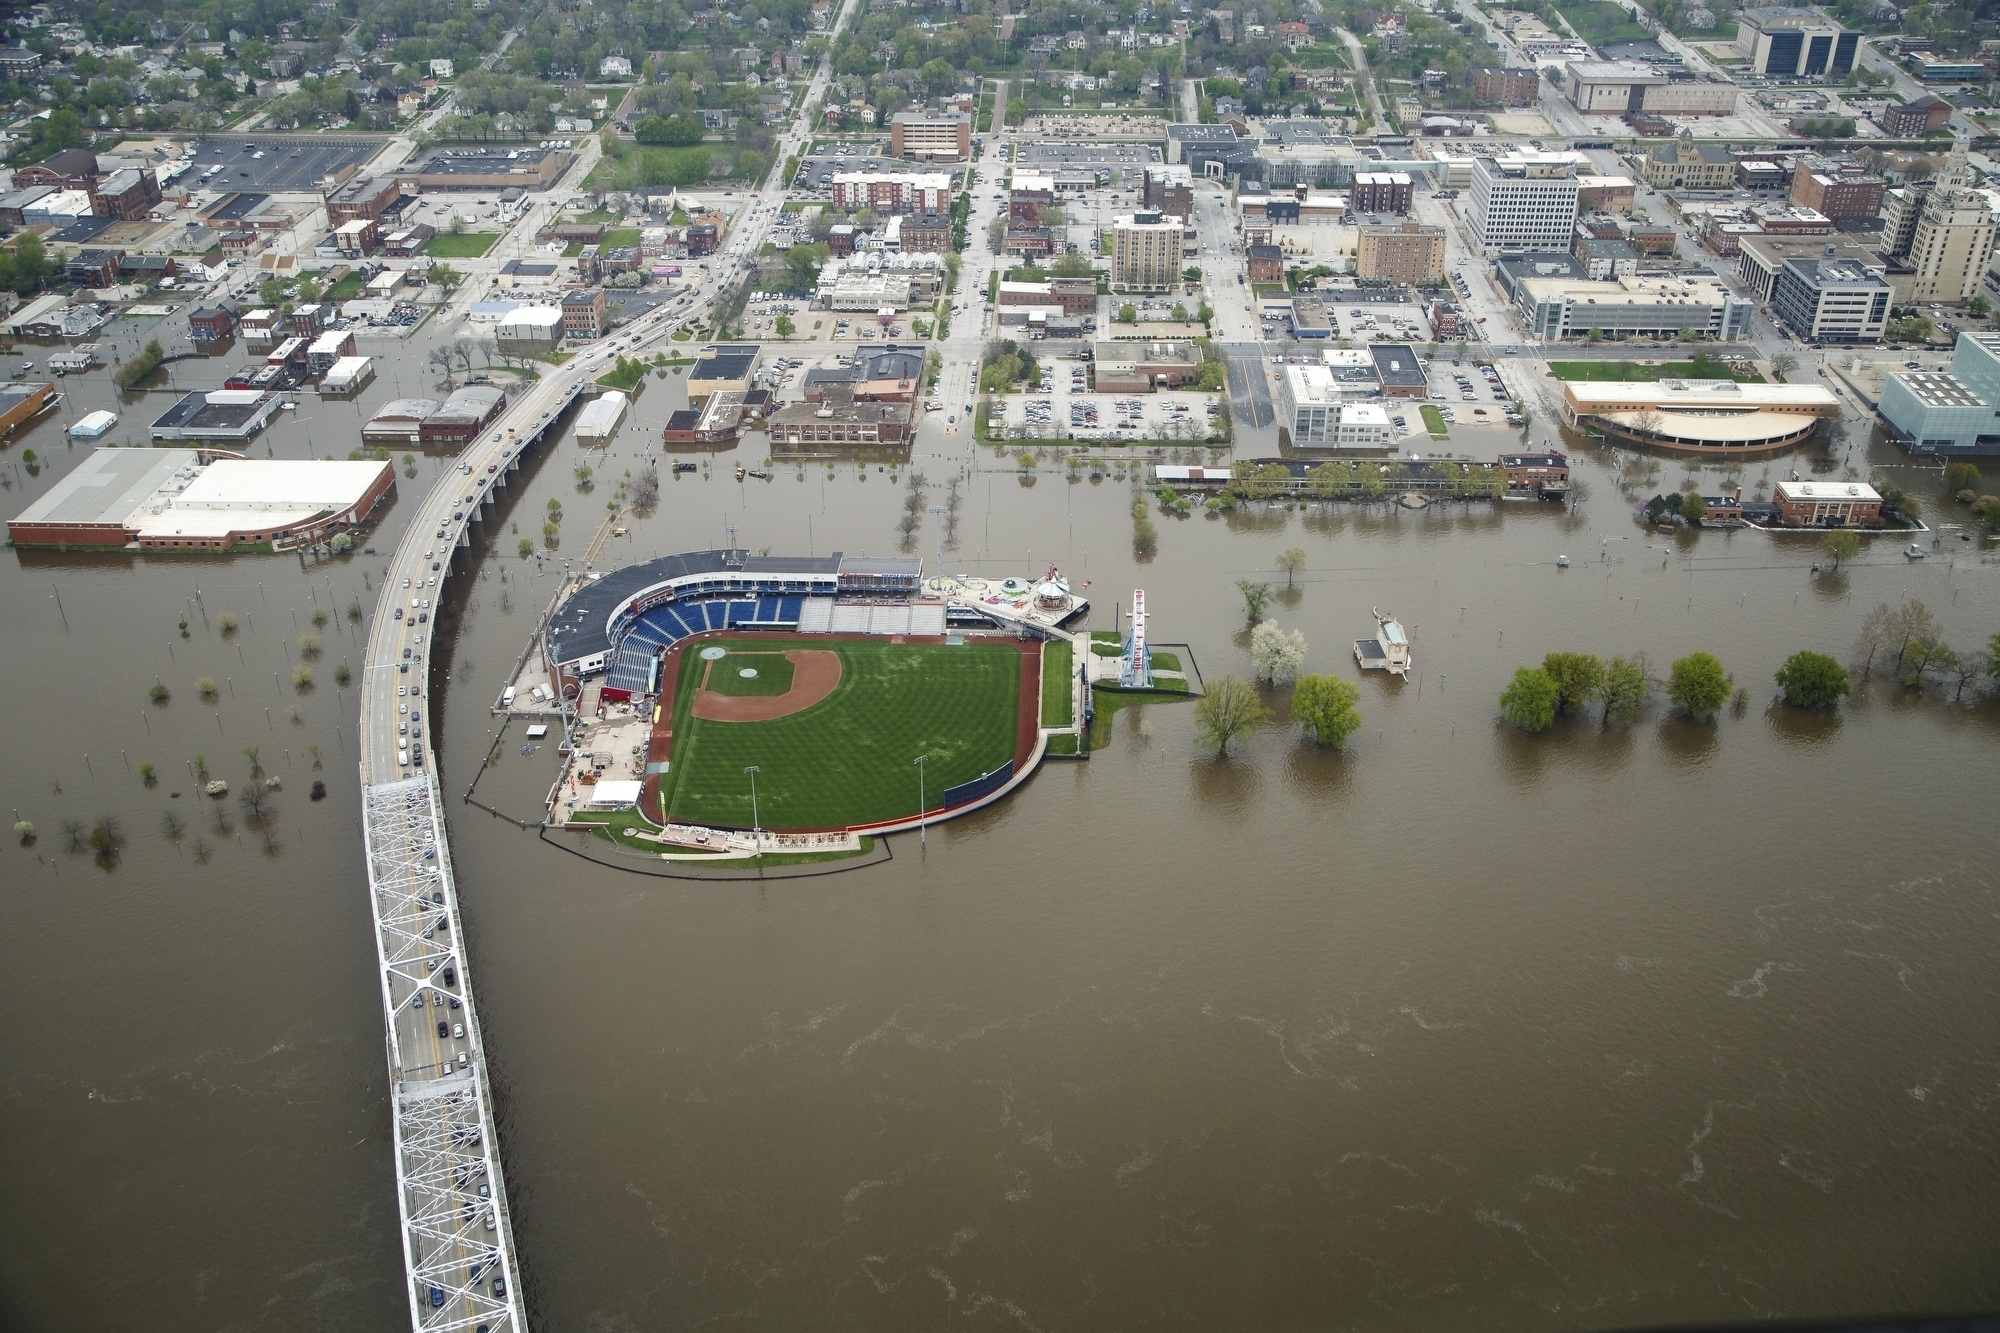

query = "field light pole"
(913, 754), (929, 844)
(743, 765), (761, 851)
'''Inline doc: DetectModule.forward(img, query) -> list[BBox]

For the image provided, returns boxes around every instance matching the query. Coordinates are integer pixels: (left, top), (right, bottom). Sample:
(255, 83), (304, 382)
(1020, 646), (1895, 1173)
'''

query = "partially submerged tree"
(1236, 579), (1273, 623)
(1499, 667), (1558, 733)
(1541, 652), (1604, 715)
(1774, 650), (1850, 708)
(1193, 676), (1270, 757)
(1275, 546), (1307, 588)
(1292, 674), (1360, 747)
(1668, 652), (1731, 718)
(1600, 655), (1648, 727)
(1819, 527), (1860, 570)
(1249, 621), (1307, 686)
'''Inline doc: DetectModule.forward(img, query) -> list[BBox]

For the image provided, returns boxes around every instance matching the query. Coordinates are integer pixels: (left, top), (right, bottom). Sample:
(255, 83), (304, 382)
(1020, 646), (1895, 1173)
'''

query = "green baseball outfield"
(651, 635), (1037, 831)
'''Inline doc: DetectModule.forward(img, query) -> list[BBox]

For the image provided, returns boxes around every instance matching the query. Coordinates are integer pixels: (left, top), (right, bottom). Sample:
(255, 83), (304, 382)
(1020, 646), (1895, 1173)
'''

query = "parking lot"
(796, 148), (897, 189)
(190, 136), (383, 192)
(1327, 302), (1432, 343)
(990, 358), (1222, 442)
(1426, 358), (1522, 430)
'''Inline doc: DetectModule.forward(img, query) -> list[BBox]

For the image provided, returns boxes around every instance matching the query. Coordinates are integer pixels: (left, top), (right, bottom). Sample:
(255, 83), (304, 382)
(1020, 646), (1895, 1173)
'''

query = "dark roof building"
(1370, 343), (1429, 397)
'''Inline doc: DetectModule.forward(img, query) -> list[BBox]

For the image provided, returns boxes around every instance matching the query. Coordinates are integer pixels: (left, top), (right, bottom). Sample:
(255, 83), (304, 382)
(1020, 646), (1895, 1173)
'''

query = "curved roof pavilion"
(1560, 378), (1840, 453)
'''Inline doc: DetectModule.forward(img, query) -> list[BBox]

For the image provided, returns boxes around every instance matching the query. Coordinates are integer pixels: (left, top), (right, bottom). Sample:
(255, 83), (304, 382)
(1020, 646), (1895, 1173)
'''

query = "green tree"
(1275, 546), (1306, 587)
(1819, 527), (1860, 569)
(1116, 303), (1137, 323)
(1292, 674), (1360, 747)
(1541, 652), (1604, 715)
(1050, 250), (1094, 279)
(774, 314), (795, 337)
(1667, 652), (1731, 718)
(1601, 655), (1648, 727)
(1774, 650), (1851, 708)
(786, 241), (830, 290)
(1499, 667), (1558, 733)
(1943, 461), (1981, 495)
(14, 231), (49, 288)
(1236, 578), (1273, 622)
(1193, 675), (1270, 757)
(430, 263), (465, 292)
(1678, 490), (1708, 524)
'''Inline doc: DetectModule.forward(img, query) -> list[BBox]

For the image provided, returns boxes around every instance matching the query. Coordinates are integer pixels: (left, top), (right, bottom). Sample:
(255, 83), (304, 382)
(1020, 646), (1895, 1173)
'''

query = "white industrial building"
(1466, 152), (1584, 256)
(575, 390), (628, 444)
(1278, 366), (1396, 449)
(8, 448), (394, 550)
(495, 304), (564, 353)
(321, 356), (374, 393)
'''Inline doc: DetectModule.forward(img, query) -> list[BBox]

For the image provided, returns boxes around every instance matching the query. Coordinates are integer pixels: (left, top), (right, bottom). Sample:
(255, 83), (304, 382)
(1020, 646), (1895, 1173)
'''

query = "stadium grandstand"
(545, 549), (994, 700)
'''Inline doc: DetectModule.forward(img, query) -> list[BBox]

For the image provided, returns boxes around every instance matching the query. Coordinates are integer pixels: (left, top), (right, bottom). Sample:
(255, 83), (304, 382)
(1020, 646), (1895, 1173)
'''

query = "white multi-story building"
(1279, 367), (1395, 449)
(1467, 152), (1583, 256)
(1111, 210), (1192, 291)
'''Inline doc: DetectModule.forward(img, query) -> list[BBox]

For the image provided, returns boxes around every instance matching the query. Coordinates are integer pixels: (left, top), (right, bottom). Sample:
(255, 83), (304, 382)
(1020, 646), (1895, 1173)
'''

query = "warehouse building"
(149, 389), (286, 443)
(1564, 61), (1738, 116)
(8, 448), (394, 550)
(363, 398), (440, 446)
(420, 385), (507, 445)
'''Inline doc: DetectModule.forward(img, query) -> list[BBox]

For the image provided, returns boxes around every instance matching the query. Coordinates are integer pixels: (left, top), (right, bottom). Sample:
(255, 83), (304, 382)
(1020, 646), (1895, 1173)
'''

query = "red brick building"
(1498, 451), (1569, 497)
(1773, 479), (1882, 528)
(1473, 68), (1541, 107)
(1246, 244), (1284, 284)
(1349, 172), (1413, 214)
(13, 147), (100, 190)
(325, 175), (402, 224)
(562, 287), (606, 341)
(1789, 157), (1886, 223)
(1878, 94), (1952, 136)
(189, 306), (237, 340)
(90, 168), (163, 221)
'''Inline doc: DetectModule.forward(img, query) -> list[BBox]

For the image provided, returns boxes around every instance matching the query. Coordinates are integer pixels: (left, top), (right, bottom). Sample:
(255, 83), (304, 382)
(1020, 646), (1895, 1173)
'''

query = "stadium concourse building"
(545, 549), (1090, 701)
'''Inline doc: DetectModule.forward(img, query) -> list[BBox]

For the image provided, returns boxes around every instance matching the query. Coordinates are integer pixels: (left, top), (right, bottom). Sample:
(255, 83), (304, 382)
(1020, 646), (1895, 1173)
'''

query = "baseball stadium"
(540, 550), (1092, 843)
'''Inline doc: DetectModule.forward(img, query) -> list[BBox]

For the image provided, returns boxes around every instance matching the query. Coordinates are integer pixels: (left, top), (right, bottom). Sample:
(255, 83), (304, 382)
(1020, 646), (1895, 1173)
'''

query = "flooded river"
(2, 350), (1997, 1329)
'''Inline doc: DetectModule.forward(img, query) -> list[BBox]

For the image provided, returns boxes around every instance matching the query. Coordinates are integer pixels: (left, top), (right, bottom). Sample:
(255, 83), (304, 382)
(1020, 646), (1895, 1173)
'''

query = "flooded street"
(2, 358), (1998, 1330)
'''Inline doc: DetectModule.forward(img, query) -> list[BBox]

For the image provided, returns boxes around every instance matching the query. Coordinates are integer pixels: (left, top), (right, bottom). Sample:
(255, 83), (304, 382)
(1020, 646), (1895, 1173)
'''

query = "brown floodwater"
(3, 354), (1998, 1331)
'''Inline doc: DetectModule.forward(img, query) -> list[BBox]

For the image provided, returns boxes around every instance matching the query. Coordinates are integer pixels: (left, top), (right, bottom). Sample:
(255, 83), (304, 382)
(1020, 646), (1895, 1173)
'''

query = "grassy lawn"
(1420, 404), (1450, 438)
(425, 232), (501, 258)
(1149, 650), (1182, 673)
(1252, 283), (1288, 298)
(703, 648), (795, 696)
(658, 637), (1023, 829)
(1546, 359), (1766, 383)
(328, 272), (365, 301)
(601, 228), (643, 248)
(1041, 637), (1073, 727)
(1553, 0), (1652, 44)
(1086, 683), (1195, 750)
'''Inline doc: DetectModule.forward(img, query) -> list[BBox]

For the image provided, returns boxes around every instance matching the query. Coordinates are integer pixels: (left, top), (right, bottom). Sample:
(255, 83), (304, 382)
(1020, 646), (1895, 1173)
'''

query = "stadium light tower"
(913, 754), (929, 844)
(743, 765), (761, 851)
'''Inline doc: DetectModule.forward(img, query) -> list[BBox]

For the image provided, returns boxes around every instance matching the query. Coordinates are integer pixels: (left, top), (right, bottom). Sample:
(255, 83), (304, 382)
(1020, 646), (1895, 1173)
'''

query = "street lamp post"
(744, 765), (761, 851)
(913, 754), (929, 844)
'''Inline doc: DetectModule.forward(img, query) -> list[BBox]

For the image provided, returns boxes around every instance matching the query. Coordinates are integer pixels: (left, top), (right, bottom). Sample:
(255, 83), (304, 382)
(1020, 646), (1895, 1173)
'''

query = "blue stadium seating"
(602, 589), (834, 693)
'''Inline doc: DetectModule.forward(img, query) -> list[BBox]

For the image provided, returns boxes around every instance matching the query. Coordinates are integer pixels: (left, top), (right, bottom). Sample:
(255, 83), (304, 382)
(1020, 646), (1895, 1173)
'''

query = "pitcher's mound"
(693, 650), (842, 721)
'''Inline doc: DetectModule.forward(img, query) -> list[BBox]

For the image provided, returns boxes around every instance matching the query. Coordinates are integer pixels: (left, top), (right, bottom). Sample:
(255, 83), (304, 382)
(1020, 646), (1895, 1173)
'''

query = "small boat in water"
(1556, 555), (1571, 568)
(1905, 543), (1928, 559)
(1354, 608), (1412, 679)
